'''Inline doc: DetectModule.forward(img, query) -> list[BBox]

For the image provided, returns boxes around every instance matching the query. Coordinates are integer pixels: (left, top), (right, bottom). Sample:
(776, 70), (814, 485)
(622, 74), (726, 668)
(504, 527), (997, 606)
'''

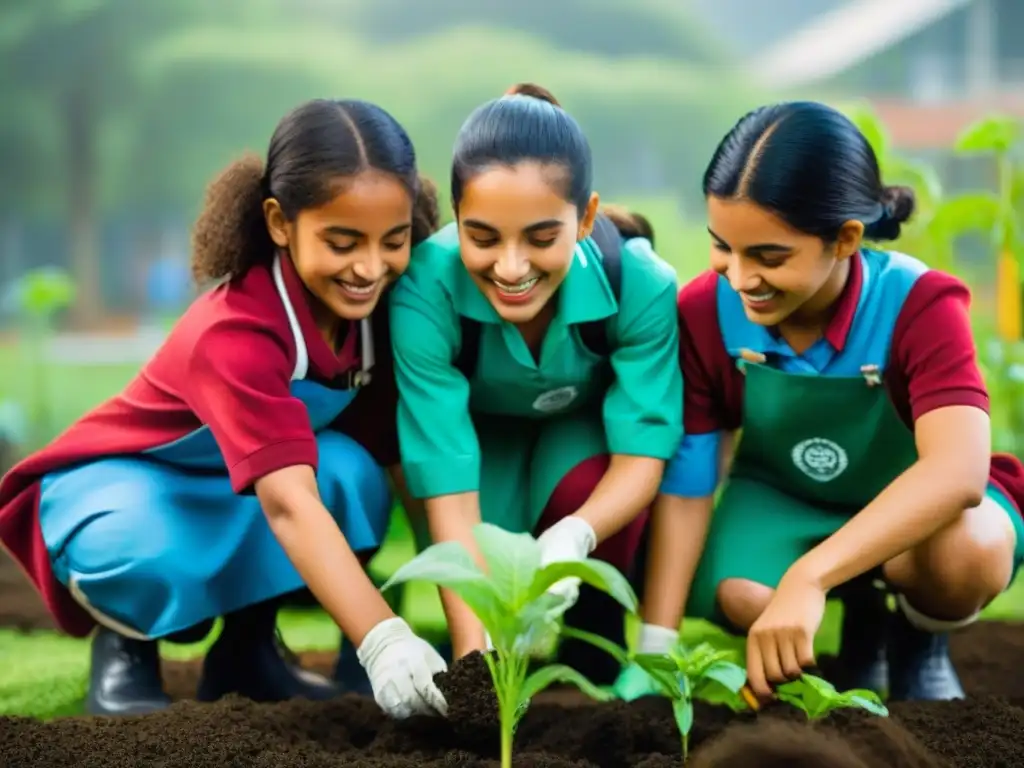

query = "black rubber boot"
(86, 627), (172, 716)
(831, 578), (890, 695)
(556, 584), (628, 686)
(196, 600), (339, 703)
(887, 607), (965, 701)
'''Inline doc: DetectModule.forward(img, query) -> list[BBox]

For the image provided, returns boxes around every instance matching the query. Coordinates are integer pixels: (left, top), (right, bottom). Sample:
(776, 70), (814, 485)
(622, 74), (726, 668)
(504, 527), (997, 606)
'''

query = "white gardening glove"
(535, 516), (597, 610)
(355, 617), (449, 719)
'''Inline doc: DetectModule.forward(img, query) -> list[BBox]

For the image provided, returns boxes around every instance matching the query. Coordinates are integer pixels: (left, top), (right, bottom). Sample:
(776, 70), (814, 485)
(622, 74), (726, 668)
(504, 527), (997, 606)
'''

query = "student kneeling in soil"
(387, 83), (683, 682)
(0, 98), (449, 720)
(613, 100), (1024, 703)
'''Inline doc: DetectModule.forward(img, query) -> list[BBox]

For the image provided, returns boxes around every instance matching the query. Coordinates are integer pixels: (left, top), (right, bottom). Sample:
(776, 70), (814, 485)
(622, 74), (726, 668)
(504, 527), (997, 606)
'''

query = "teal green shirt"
(391, 222), (683, 499)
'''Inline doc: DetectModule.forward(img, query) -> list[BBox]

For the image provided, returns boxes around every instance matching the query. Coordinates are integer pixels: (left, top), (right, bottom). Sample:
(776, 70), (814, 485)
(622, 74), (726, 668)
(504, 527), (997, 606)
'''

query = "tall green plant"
(382, 523), (638, 768)
(951, 115), (1024, 452)
(12, 267), (76, 446)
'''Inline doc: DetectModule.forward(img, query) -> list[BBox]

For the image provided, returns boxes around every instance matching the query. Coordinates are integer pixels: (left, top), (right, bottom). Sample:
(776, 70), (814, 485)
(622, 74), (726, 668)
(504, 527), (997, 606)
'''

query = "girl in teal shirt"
(389, 84), (683, 683)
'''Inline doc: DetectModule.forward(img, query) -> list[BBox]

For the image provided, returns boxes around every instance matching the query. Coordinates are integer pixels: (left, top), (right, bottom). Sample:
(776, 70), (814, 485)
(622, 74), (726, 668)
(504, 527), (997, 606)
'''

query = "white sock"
(637, 623), (679, 654)
(896, 593), (980, 633)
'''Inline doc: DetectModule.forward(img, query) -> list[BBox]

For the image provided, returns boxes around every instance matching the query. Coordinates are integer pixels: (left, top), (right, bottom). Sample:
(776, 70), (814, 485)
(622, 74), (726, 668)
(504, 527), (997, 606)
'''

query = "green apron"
(686, 358), (1024, 621)
(408, 397), (611, 552)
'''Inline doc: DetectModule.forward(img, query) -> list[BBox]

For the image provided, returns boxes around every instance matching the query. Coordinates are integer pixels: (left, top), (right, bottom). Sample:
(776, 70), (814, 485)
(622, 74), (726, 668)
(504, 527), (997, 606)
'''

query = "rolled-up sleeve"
(660, 432), (721, 497)
(602, 238), (684, 460)
(390, 259), (480, 499)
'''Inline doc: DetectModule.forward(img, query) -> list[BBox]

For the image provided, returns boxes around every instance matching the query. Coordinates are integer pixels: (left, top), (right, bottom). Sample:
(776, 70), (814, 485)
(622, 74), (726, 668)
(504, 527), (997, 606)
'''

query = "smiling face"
(264, 169), (413, 330)
(707, 196), (862, 329)
(456, 161), (599, 324)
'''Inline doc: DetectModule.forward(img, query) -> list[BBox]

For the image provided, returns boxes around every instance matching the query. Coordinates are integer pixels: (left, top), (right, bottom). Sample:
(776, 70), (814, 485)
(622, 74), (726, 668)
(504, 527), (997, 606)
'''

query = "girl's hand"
(745, 570), (826, 699)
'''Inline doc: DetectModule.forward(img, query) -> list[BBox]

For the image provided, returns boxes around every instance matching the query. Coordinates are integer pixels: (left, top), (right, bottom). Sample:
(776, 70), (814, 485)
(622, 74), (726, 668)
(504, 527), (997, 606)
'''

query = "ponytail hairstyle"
(703, 101), (914, 243)
(191, 98), (438, 285)
(598, 204), (655, 247)
(450, 82), (594, 215)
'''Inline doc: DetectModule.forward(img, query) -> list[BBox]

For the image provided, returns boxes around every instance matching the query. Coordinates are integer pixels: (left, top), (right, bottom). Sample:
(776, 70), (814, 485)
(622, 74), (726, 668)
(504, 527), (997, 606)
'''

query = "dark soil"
(3, 622), (1024, 767)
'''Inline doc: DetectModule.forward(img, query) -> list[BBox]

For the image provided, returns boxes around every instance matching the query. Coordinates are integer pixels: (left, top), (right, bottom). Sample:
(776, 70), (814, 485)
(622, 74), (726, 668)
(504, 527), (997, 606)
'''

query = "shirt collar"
(275, 251), (359, 379)
(717, 250), (865, 359)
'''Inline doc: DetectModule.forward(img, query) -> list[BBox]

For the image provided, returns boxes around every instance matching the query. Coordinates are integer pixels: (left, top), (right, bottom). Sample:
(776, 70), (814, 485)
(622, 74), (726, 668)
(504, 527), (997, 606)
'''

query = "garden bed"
(3, 622), (1024, 767)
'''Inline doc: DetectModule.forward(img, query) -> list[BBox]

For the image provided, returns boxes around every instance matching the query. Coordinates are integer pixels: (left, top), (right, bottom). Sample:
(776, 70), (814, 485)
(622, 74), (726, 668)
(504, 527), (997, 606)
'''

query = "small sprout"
(382, 523), (638, 768)
(775, 673), (889, 720)
(631, 642), (752, 763)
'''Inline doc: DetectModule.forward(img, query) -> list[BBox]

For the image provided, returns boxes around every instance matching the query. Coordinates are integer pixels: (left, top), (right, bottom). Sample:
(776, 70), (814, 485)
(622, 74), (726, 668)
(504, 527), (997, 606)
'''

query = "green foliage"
(14, 268), (76, 321)
(630, 642), (749, 762)
(382, 523), (638, 768)
(775, 673), (888, 720)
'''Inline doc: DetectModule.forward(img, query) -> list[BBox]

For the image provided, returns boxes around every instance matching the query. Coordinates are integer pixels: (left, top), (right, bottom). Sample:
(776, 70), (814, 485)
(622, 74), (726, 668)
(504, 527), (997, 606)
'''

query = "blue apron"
(38, 304), (392, 641)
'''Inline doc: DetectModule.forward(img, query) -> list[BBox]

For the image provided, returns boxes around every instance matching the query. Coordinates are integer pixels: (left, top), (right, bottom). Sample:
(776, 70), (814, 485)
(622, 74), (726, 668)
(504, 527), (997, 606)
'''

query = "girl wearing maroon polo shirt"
(0, 99), (448, 720)
(615, 100), (1024, 703)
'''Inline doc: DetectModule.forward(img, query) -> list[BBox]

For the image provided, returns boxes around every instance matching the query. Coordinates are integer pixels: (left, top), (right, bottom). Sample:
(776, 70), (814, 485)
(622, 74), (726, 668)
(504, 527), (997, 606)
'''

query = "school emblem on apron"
(532, 386), (578, 413)
(791, 437), (848, 482)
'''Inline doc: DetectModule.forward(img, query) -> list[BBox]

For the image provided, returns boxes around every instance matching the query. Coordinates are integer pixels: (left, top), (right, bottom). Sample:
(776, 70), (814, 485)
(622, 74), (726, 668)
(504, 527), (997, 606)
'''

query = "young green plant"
(382, 522), (638, 768)
(775, 673), (889, 720)
(567, 635), (750, 764)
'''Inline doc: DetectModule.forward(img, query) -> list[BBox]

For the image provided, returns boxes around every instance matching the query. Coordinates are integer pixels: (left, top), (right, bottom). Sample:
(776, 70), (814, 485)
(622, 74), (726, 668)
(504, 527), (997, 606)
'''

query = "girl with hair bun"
(388, 83), (683, 684)
(0, 98), (448, 721)
(615, 100), (1024, 704)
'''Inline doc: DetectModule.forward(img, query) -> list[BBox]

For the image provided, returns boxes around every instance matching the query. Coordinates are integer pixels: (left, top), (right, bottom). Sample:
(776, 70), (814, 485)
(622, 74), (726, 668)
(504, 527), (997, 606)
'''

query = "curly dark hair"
(190, 98), (439, 284)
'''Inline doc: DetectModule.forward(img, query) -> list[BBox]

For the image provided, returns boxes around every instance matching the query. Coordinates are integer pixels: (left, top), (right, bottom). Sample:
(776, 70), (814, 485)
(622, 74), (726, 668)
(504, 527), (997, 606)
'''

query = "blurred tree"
(0, 0), (281, 324)
(341, 0), (729, 65)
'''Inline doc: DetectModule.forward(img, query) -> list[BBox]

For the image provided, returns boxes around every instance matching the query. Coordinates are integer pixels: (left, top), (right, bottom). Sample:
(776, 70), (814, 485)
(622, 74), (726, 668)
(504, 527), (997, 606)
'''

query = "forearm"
(258, 475), (394, 647)
(641, 494), (714, 628)
(793, 457), (985, 591)
(574, 455), (664, 541)
(425, 491), (486, 656)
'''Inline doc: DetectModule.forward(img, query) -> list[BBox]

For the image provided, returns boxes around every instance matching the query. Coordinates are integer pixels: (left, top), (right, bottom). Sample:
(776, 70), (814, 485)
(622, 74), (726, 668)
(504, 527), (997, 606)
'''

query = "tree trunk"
(64, 83), (101, 328)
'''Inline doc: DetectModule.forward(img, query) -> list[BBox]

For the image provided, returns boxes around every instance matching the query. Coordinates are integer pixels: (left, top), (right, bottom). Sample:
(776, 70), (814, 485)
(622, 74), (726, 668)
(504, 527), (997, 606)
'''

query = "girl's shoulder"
(611, 236), (679, 311)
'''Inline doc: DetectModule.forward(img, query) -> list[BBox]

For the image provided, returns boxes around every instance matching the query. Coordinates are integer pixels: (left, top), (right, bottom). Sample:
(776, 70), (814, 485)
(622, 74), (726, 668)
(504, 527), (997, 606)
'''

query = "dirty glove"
(612, 623), (679, 701)
(536, 516), (597, 610)
(356, 617), (449, 719)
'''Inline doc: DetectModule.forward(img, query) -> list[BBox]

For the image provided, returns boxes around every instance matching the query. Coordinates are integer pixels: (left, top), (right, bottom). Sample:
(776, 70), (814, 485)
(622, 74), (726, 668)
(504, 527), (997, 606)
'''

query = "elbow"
(928, 458), (987, 511)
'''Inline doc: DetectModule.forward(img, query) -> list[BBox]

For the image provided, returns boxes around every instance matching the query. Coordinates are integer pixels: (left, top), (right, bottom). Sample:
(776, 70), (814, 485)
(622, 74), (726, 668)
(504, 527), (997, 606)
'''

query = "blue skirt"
(38, 430), (392, 640)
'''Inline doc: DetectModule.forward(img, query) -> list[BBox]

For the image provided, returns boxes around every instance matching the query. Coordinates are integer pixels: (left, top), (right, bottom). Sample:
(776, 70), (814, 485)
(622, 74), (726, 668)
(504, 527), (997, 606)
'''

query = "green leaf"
(512, 592), (567, 658)
(693, 678), (751, 711)
(632, 655), (682, 696)
(672, 696), (694, 737)
(529, 558), (638, 613)
(842, 690), (889, 717)
(797, 673), (838, 696)
(633, 652), (678, 672)
(844, 102), (889, 159)
(955, 115), (1021, 155)
(929, 192), (1001, 241)
(559, 626), (631, 665)
(16, 268), (76, 318)
(886, 155), (944, 206)
(472, 523), (541, 609)
(518, 663), (614, 709)
(700, 661), (746, 693)
(381, 540), (504, 629)
(381, 540), (485, 592)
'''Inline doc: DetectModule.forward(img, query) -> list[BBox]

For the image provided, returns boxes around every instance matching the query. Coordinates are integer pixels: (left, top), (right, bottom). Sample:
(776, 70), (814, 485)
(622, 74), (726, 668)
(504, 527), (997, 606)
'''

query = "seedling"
(775, 673), (889, 720)
(382, 522), (638, 768)
(564, 634), (752, 763)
